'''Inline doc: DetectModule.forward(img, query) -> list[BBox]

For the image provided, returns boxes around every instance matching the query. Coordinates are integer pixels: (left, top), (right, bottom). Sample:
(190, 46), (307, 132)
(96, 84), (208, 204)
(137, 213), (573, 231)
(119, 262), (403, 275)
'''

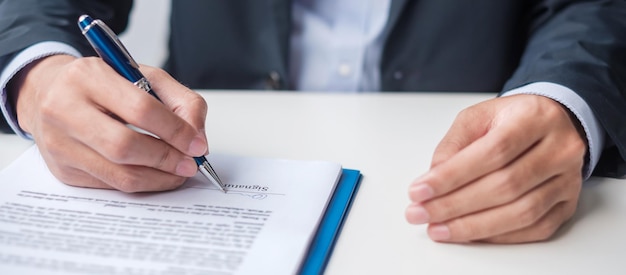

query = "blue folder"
(299, 169), (362, 275)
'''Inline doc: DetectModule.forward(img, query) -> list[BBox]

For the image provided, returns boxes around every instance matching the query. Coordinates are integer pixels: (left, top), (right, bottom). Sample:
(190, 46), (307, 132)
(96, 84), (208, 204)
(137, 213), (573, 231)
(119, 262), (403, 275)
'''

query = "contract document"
(0, 146), (346, 275)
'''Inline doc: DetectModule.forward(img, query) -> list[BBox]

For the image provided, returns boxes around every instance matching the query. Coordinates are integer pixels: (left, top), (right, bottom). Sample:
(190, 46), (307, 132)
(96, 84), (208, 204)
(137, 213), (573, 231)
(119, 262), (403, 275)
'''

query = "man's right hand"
(9, 55), (209, 192)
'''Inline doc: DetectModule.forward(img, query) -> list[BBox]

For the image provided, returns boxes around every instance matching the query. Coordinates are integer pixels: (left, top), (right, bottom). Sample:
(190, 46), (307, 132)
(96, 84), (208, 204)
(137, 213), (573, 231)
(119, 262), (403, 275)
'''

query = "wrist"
(8, 55), (76, 135)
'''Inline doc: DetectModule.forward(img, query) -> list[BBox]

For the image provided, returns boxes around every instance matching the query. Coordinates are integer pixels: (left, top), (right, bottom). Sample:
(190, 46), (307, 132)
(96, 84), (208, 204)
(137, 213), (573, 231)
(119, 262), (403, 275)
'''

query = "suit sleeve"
(503, 0), (626, 178)
(0, 111), (9, 133)
(0, 0), (133, 57)
(0, 0), (133, 133)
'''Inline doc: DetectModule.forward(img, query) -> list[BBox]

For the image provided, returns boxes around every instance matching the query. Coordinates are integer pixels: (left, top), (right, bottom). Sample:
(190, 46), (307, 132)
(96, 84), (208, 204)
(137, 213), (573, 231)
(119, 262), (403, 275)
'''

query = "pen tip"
(198, 162), (227, 193)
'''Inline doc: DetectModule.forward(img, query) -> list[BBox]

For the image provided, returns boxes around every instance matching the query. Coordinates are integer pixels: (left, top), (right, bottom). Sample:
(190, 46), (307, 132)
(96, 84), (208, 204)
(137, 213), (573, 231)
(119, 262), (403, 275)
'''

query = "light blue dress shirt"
(289, 0), (390, 92)
(0, 0), (604, 178)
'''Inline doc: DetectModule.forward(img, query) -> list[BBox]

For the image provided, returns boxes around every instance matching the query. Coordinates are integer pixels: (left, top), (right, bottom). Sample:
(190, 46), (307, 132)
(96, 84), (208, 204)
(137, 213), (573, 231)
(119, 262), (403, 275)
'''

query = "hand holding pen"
(78, 15), (225, 191)
(9, 16), (222, 192)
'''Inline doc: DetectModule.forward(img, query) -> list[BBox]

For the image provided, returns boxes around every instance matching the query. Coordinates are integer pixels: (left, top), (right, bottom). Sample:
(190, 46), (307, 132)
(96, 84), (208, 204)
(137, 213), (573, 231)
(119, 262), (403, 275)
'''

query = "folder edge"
(298, 168), (362, 275)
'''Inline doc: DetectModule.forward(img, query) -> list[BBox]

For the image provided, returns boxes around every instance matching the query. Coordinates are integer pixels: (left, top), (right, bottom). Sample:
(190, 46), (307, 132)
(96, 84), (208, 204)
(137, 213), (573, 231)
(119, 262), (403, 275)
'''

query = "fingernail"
(176, 157), (198, 177)
(409, 184), (434, 202)
(406, 204), (430, 224)
(428, 224), (451, 241)
(188, 134), (207, 156)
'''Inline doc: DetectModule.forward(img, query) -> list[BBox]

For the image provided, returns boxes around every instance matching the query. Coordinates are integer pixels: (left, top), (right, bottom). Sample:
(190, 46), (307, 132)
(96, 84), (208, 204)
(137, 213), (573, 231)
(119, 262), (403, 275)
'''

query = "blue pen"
(77, 15), (225, 192)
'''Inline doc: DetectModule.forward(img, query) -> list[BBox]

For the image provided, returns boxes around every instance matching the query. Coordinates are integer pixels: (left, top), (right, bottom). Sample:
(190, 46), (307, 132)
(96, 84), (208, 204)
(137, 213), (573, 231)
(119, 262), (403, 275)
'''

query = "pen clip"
(93, 19), (140, 69)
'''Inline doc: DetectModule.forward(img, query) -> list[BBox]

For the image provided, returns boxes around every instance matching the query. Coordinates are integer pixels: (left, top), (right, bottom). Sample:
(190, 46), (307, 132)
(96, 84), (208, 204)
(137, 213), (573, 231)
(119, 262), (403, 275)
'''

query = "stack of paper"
(0, 146), (360, 275)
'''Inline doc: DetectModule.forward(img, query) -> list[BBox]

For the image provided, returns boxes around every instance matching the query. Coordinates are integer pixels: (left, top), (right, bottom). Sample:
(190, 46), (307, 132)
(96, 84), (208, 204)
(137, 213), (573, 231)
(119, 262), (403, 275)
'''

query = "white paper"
(0, 146), (342, 275)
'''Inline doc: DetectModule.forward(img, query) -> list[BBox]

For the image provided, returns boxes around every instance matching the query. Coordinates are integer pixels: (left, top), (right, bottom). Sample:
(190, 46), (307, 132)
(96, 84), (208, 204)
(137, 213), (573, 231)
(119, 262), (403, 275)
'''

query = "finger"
(409, 109), (548, 203)
(99, 85), (207, 157)
(142, 66), (208, 133)
(61, 103), (198, 177)
(479, 201), (576, 243)
(143, 66), (210, 154)
(44, 91), (197, 177)
(47, 165), (113, 190)
(79, 61), (207, 157)
(92, 164), (188, 193)
(70, 140), (187, 192)
(39, 133), (187, 192)
(419, 132), (564, 224)
(426, 174), (577, 243)
(64, 59), (201, 175)
(35, 128), (113, 190)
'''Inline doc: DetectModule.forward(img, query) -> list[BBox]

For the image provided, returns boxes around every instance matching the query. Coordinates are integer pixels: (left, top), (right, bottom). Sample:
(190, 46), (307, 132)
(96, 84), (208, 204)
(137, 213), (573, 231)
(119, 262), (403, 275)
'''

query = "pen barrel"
(78, 15), (222, 189)
(79, 16), (145, 84)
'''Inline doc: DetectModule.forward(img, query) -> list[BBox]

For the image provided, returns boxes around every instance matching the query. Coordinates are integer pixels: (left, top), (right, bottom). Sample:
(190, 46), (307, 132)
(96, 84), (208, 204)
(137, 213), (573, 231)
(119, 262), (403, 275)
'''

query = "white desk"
(1, 92), (625, 274)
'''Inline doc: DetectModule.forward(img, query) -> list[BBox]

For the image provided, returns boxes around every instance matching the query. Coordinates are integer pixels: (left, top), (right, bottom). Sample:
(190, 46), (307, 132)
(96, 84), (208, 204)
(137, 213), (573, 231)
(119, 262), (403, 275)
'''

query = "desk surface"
(1, 92), (625, 275)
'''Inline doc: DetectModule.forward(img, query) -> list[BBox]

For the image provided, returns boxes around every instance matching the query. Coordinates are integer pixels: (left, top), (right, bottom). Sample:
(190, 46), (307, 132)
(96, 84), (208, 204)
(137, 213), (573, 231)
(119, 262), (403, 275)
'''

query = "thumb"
(431, 103), (495, 168)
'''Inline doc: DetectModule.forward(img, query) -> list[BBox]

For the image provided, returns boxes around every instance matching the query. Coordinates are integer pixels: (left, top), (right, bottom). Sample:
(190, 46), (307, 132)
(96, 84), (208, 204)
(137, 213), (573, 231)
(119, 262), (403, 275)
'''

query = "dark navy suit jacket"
(1, 0), (625, 177)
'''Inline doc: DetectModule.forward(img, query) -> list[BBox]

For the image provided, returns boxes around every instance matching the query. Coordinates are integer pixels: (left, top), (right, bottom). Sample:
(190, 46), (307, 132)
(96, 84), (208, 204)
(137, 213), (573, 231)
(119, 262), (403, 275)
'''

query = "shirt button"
(338, 63), (352, 77)
(266, 71), (281, 90)
(393, 70), (403, 80)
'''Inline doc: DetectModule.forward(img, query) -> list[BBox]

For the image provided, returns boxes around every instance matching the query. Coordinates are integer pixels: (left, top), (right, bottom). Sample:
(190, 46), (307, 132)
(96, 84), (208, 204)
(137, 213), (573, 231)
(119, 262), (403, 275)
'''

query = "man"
(0, 0), (625, 244)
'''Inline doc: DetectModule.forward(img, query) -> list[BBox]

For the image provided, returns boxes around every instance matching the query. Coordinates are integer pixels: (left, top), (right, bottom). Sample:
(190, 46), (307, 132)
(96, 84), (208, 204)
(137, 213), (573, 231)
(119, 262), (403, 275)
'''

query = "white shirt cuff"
(502, 82), (605, 179)
(0, 41), (82, 139)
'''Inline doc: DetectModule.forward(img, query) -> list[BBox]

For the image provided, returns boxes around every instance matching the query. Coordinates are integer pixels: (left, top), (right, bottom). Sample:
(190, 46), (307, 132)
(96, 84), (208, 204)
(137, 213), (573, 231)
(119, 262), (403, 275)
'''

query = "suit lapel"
(383, 0), (409, 38)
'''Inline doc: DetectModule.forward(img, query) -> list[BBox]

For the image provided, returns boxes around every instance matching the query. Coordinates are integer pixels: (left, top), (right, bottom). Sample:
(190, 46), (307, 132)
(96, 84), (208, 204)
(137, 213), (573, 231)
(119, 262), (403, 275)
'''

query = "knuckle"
(447, 218), (477, 240)
(426, 169), (448, 187)
(489, 136), (514, 160)
(143, 66), (166, 79)
(552, 136), (586, 172)
(532, 230), (555, 242)
(534, 221), (559, 242)
(565, 175), (583, 196)
(49, 165), (74, 185)
(422, 170), (450, 195)
(533, 202), (577, 242)
(427, 199), (460, 222)
(37, 96), (73, 126)
(187, 92), (208, 112)
(155, 144), (175, 170)
(515, 198), (544, 227)
(113, 165), (185, 193)
(154, 177), (186, 192)
(536, 105), (563, 121)
(531, 214), (565, 242)
(39, 136), (63, 155)
(164, 118), (187, 143)
(116, 172), (143, 193)
(129, 98), (155, 125)
(453, 108), (474, 124)
(153, 175), (186, 191)
(63, 58), (89, 78)
(63, 58), (102, 82)
(541, 102), (562, 120)
(565, 135), (587, 160)
(104, 132), (135, 163)
(169, 177), (187, 190)
(563, 202), (578, 220)
(108, 147), (131, 164)
(492, 171), (524, 202)
(458, 105), (477, 118)
(38, 96), (65, 123)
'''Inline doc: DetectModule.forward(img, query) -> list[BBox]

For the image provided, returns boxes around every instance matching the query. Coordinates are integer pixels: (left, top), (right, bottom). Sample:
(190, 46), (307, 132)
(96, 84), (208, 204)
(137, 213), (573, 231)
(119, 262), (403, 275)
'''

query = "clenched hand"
(405, 94), (587, 243)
